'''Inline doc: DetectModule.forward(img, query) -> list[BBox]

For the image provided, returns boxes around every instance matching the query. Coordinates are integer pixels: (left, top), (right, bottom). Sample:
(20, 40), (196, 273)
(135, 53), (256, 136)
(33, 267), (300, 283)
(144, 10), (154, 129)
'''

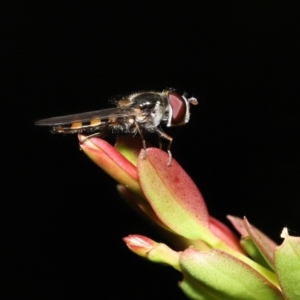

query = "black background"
(3, 2), (300, 299)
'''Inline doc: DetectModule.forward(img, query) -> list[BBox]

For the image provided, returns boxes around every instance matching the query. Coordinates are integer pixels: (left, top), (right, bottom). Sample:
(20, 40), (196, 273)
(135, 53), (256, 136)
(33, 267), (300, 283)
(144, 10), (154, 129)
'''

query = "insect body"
(35, 90), (198, 163)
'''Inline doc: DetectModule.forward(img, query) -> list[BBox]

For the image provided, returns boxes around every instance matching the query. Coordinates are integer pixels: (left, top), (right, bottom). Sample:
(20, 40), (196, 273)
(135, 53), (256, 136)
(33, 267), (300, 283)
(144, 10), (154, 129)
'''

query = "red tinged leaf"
(274, 228), (300, 299)
(243, 217), (276, 269)
(116, 184), (173, 231)
(209, 216), (245, 254)
(138, 148), (210, 240)
(179, 248), (284, 300)
(79, 135), (142, 195)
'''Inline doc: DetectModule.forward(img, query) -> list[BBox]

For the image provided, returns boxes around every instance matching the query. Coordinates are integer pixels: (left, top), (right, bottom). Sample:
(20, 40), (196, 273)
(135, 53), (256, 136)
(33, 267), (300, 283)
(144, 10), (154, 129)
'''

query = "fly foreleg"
(155, 128), (173, 166)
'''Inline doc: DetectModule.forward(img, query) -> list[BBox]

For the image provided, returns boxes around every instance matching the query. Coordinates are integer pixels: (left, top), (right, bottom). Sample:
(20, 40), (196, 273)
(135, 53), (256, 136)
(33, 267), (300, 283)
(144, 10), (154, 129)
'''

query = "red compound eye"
(168, 92), (187, 125)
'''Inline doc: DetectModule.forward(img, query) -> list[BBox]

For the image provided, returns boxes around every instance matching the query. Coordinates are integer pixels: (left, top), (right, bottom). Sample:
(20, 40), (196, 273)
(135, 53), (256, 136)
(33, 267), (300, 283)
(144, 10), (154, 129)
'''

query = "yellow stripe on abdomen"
(71, 122), (83, 129)
(90, 119), (101, 126)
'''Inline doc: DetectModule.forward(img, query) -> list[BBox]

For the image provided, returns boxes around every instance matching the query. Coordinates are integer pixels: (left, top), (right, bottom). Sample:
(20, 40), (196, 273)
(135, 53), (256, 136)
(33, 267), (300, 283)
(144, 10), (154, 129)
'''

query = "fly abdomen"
(51, 119), (104, 134)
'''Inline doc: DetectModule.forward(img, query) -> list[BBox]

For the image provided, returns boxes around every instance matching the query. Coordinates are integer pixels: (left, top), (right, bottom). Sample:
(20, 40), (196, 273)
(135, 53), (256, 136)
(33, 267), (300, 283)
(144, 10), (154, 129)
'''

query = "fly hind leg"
(79, 123), (110, 144)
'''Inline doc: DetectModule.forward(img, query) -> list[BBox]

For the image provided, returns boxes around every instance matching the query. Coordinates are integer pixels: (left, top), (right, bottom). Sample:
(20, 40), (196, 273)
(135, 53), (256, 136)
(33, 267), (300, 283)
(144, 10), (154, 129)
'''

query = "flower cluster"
(79, 135), (300, 300)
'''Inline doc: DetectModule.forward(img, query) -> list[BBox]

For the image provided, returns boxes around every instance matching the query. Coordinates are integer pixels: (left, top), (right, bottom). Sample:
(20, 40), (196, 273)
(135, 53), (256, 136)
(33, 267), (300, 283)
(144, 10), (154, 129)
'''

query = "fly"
(35, 89), (198, 164)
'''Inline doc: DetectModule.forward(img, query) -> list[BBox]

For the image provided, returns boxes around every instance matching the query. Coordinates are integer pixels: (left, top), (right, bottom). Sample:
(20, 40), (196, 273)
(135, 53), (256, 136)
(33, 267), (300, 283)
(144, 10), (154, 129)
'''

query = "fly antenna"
(188, 97), (198, 105)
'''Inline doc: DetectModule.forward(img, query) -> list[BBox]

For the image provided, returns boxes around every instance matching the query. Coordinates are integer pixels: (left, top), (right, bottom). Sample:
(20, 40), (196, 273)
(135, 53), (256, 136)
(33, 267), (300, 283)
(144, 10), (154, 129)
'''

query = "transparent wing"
(35, 107), (134, 126)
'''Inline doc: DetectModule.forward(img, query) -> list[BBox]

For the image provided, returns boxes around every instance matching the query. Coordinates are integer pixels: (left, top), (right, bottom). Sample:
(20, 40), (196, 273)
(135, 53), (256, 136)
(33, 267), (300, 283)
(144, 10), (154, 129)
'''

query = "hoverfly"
(35, 89), (198, 164)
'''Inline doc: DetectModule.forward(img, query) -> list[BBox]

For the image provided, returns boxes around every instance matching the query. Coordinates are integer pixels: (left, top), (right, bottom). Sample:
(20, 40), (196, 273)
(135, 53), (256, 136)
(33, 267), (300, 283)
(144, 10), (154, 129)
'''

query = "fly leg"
(155, 128), (173, 166)
(158, 135), (163, 149)
(135, 122), (147, 159)
(79, 123), (110, 143)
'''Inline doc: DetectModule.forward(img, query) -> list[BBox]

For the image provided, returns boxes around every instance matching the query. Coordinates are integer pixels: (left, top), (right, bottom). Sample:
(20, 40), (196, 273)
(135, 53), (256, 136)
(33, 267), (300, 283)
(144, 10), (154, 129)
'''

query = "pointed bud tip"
(123, 235), (157, 257)
(123, 234), (156, 247)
